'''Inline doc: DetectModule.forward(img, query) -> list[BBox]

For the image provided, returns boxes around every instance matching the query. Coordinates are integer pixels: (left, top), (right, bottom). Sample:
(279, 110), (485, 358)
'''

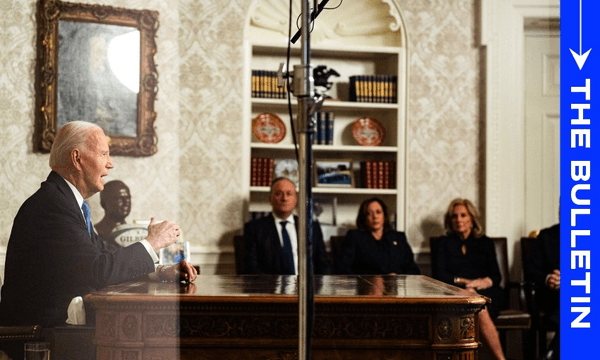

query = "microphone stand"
(291, 0), (330, 44)
(292, 1), (325, 359)
(295, 0), (313, 356)
(280, 0), (329, 358)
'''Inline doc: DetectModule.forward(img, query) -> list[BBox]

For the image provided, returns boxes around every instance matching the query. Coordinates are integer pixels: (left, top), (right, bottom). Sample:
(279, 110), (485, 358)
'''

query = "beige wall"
(0, 0), (482, 268)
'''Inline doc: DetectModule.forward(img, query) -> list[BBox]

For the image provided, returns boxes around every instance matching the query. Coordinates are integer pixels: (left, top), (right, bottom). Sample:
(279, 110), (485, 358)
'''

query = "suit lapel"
(265, 214), (285, 271)
(266, 214), (281, 249)
(47, 171), (92, 239)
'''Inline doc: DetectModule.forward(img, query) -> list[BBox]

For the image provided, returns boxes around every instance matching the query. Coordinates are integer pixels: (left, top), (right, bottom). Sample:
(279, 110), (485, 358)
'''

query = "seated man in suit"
(0, 121), (197, 333)
(525, 222), (560, 360)
(242, 177), (331, 275)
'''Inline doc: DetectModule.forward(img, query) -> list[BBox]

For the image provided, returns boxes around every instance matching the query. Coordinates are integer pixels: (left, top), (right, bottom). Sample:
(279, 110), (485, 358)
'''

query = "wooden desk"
(85, 275), (486, 360)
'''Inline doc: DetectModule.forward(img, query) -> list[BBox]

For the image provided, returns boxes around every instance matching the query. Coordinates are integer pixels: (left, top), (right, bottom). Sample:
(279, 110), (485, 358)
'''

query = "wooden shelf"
(251, 98), (399, 111)
(250, 186), (397, 195)
(252, 43), (402, 59)
(251, 143), (398, 153)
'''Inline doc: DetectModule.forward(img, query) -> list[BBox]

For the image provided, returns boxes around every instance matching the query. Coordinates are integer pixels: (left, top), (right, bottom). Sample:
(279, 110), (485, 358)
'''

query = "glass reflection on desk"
(101, 275), (474, 301)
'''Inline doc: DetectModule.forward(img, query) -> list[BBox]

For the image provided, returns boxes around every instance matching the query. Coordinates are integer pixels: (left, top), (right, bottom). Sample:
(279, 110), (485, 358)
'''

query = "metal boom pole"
(294, 0), (314, 358)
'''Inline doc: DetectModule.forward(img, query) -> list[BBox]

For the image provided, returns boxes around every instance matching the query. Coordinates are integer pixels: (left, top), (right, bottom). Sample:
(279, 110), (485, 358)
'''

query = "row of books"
(360, 160), (396, 189)
(349, 75), (397, 103)
(251, 157), (396, 190)
(313, 112), (335, 145)
(251, 70), (287, 99)
(250, 157), (274, 187)
(249, 211), (271, 221)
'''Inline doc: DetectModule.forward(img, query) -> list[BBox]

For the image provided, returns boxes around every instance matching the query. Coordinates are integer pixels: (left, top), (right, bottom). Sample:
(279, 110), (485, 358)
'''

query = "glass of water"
(24, 342), (50, 360)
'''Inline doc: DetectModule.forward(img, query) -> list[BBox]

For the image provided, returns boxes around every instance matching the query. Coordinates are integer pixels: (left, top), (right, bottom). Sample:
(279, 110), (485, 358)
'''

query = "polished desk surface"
(86, 274), (487, 305)
(85, 275), (487, 360)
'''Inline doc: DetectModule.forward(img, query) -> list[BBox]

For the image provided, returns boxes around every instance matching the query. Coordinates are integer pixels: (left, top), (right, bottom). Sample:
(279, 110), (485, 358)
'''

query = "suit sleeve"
(40, 197), (155, 293)
(242, 220), (263, 274)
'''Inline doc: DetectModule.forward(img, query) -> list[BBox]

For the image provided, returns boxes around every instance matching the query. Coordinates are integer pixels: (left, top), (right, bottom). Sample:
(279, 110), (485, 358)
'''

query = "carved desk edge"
(84, 275), (486, 354)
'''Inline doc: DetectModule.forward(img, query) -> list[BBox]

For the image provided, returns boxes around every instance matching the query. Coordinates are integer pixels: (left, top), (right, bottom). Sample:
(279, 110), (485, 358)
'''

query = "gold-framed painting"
(34, 0), (159, 156)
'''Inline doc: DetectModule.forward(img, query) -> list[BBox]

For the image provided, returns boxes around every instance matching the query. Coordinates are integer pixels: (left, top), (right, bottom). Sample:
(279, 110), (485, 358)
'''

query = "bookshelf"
(243, 0), (408, 231)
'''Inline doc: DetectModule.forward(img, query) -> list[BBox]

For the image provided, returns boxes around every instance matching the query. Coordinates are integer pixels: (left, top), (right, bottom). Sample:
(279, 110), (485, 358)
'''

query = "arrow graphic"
(570, 0), (592, 70)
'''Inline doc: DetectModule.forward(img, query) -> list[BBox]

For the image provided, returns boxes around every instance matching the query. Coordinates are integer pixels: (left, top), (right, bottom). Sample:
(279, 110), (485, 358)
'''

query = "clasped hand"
(546, 269), (560, 290)
(156, 260), (198, 283)
(463, 277), (492, 290)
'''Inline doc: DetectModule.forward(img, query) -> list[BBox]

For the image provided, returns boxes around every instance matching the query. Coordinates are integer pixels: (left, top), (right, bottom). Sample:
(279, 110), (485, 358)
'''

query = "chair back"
(329, 236), (345, 257)
(233, 235), (246, 274)
(520, 237), (536, 282)
(429, 236), (508, 288)
(429, 237), (441, 280)
(329, 235), (346, 268)
(492, 237), (509, 289)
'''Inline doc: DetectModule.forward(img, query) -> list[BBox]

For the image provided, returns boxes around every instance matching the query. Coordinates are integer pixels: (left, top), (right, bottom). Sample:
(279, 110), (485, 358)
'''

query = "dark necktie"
(280, 221), (295, 274)
(82, 201), (92, 236)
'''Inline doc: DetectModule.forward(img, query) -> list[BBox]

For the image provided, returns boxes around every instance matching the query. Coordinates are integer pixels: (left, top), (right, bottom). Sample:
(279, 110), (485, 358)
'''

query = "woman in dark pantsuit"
(335, 197), (420, 276)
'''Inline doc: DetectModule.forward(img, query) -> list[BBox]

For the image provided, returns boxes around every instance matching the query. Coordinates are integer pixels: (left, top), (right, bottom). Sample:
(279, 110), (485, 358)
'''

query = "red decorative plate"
(252, 113), (286, 143)
(351, 117), (385, 146)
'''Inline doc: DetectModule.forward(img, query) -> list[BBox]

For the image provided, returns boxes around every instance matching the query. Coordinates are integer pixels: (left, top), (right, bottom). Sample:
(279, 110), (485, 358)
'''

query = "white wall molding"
(482, 0), (559, 271)
(190, 245), (236, 275)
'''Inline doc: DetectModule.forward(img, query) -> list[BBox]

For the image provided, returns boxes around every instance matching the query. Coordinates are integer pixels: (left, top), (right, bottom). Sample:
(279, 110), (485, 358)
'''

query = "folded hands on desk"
(150, 260), (198, 283)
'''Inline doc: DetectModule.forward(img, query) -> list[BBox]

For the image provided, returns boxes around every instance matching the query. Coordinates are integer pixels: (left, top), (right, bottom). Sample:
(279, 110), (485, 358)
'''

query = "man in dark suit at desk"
(242, 177), (331, 275)
(0, 121), (197, 330)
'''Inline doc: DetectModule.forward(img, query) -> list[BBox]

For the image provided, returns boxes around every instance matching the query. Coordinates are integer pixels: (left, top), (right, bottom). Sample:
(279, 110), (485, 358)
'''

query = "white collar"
(273, 213), (295, 225)
(60, 174), (85, 209)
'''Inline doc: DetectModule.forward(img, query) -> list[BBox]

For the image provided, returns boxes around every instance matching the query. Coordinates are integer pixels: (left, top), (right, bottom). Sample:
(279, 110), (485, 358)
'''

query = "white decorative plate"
(274, 159), (299, 188)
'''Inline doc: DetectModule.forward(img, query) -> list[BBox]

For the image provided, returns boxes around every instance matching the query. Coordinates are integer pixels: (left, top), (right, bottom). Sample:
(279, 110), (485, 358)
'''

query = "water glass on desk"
(24, 342), (50, 360)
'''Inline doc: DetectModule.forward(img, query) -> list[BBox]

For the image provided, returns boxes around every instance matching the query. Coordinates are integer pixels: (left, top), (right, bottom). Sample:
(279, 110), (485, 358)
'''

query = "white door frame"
(481, 0), (559, 272)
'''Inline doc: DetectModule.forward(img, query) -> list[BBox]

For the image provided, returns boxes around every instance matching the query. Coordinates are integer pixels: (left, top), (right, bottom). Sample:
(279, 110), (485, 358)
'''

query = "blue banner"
(561, 1), (600, 359)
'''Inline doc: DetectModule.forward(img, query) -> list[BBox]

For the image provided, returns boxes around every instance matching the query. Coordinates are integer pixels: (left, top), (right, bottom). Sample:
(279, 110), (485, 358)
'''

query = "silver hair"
(49, 121), (102, 170)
